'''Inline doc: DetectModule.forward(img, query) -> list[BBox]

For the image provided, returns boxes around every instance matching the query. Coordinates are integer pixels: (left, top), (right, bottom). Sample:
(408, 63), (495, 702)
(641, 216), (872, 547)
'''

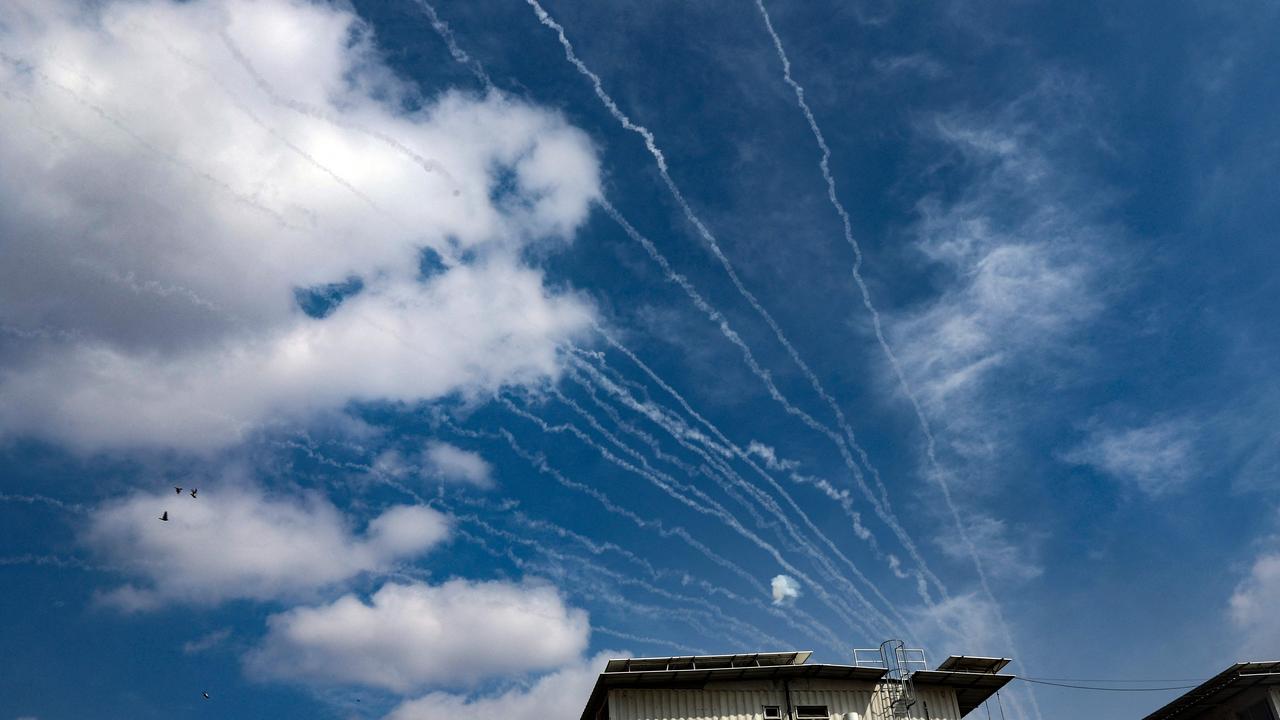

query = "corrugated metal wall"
(610, 688), (782, 720)
(608, 682), (962, 720)
(864, 686), (962, 720)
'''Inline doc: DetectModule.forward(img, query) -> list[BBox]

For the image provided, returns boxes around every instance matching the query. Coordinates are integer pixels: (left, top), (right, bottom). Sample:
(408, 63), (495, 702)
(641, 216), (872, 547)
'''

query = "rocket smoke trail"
(751, 3), (1036, 717)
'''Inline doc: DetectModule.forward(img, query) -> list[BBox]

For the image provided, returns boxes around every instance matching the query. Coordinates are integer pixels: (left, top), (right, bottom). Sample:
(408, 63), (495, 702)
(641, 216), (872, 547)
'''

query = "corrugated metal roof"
(1141, 661), (1280, 720)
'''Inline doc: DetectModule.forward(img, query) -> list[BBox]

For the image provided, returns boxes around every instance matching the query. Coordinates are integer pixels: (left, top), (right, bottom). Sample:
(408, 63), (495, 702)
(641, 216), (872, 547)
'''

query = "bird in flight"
(189, 488), (198, 499)
(202, 691), (210, 700)
(174, 486), (183, 494)
(159, 511), (169, 521)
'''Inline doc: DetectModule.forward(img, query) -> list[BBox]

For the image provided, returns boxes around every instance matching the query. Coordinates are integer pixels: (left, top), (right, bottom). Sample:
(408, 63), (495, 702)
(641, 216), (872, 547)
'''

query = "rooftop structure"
(579, 649), (1014, 720)
(1141, 661), (1280, 720)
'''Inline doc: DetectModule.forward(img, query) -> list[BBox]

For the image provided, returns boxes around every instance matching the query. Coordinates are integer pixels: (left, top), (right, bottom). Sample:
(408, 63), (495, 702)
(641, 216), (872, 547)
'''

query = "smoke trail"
(0, 493), (87, 514)
(565, 361), (888, 613)
(450, 417), (866, 653)
(595, 199), (947, 604)
(417, 0), (923, 644)
(554, 376), (906, 638)
(499, 396), (878, 637)
(751, 6), (1034, 715)
(453, 507), (778, 647)
(447, 422), (772, 597)
(543, 387), (772, 533)
(549, 385), (782, 544)
(568, 351), (912, 636)
(523, 0), (899, 513)
(405, 0), (493, 87)
(0, 554), (100, 570)
(450, 492), (843, 652)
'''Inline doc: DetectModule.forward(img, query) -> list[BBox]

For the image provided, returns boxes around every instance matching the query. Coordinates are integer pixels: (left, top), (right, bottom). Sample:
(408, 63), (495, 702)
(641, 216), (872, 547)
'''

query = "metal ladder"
(853, 640), (927, 719)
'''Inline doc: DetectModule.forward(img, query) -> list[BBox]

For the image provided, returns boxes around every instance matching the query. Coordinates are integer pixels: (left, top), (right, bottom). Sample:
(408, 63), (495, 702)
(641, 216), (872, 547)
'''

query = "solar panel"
(935, 655), (1012, 674)
(603, 651), (813, 673)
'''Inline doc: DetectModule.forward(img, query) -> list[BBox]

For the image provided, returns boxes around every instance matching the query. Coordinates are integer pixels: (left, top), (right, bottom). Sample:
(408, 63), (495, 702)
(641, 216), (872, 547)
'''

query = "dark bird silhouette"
(174, 486), (183, 494)
(189, 488), (198, 499)
(159, 511), (169, 521)
(202, 691), (210, 700)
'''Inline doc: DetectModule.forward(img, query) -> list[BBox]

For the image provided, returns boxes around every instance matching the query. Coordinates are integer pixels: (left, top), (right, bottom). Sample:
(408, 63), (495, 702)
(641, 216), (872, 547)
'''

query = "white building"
(1140, 661), (1280, 720)
(577, 650), (1014, 720)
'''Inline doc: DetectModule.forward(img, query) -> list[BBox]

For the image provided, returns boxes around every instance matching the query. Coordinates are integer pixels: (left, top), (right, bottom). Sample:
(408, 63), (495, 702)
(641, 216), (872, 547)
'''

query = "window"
(763, 707), (782, 720)
(796, 706), (830, 719)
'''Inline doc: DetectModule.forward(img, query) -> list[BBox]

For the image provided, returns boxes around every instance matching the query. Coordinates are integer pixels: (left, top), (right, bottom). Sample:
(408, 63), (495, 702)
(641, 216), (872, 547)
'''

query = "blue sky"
(1, 1), (1277, 719)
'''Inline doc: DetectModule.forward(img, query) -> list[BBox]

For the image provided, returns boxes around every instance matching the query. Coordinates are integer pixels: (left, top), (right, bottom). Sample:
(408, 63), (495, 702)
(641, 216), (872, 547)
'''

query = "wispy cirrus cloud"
(1060, 417), (1199, 497)
(885, 72), (1118, 470)
(937, 515), (1042, 583)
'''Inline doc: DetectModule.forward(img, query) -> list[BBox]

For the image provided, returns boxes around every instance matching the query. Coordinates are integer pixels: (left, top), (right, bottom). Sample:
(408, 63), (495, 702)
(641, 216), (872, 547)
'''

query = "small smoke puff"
(771, 574), (801, 606)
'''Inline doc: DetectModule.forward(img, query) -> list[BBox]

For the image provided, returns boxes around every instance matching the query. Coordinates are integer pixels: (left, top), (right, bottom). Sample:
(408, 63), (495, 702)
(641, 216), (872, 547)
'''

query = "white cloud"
(888, 95), (1107, 461)
(423, 442), (492, 486)
(87, 484), (450, 609)
(910, 592), (1009, 658)
(376, 440), (493, 489)
(1229, 548), (1280, 657)
(182, 628), (232, 655)
(245, 579), (590, 692)
(937, 515), (1042, 583)
(1062, 418), (1198, 496)
(770, 574), (801, 606)
(384, 651), (612, 720)
(0, 0), (600, 451)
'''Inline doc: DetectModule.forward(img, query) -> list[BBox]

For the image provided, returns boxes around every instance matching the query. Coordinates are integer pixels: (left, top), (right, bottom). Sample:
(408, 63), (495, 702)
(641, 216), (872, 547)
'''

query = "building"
(577, 649), (1015, 720)
(1140, 661), (1280, 720)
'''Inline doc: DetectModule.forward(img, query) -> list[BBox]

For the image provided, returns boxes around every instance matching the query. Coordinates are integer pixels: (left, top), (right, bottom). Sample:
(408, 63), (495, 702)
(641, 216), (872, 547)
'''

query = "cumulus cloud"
(1061, 418), (1198, 496)
(770, 574), (801, 606)
(245, 579), (590, 692)
(0, 0), (601, 451)
(87, 485), (450, 609)
(423, 441), (492, 486)
(1229, 552), (1280, 656)
(385, 651), (613, 720)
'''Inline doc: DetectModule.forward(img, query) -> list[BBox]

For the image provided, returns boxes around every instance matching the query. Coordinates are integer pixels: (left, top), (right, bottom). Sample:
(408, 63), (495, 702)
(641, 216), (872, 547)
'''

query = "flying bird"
(189, 488), (198, 499)
(202, 691), (210, 700)
(174, 486), (183, 494)
(159, 511), (169, 521)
